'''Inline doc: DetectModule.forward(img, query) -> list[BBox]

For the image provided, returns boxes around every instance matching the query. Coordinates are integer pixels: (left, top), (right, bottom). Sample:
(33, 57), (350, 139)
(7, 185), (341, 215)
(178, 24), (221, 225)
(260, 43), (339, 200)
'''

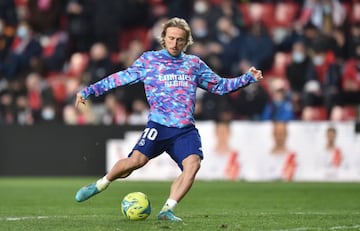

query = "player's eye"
(177, 38), (185, 43)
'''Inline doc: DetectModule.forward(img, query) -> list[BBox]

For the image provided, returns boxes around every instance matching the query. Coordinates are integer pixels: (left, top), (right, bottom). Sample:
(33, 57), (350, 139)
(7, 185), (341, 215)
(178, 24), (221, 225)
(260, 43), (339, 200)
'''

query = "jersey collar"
(161, 49), (184, 59)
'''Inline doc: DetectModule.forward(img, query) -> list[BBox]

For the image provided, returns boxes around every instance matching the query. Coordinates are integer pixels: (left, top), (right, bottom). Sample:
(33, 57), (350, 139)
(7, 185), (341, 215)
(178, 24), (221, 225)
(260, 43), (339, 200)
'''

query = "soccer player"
(74, 17), (263, 221)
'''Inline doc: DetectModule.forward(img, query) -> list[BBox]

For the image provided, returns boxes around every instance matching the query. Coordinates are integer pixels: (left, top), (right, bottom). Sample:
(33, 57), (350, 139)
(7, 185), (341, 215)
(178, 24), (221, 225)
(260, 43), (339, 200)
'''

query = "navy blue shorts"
(130, 121), (203, 170)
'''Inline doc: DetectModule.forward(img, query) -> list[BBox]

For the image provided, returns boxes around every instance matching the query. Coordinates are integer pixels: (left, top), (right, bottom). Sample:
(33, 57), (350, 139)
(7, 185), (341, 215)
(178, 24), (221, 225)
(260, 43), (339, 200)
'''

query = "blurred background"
(0, 0), (359, 180)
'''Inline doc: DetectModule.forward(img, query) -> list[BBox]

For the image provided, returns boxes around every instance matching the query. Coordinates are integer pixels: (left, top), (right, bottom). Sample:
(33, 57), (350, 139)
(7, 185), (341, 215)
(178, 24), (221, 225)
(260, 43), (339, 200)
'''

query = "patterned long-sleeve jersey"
(80, 49), (257, 128)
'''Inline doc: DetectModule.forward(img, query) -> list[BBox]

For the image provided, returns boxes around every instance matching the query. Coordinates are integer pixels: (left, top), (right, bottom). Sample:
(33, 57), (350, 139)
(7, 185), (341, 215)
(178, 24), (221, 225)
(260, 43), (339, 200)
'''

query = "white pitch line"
(272, 224), (360, 231)
(0, 214), (98, 222)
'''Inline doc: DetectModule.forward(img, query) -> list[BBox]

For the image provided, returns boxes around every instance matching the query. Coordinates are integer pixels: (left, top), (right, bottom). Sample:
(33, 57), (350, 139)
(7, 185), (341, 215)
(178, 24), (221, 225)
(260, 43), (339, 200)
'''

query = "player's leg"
(158, 154), (201, 221)
(75, 150), (149, 202)
(106, 150), (149, 180)
(168, 154), (201, 202)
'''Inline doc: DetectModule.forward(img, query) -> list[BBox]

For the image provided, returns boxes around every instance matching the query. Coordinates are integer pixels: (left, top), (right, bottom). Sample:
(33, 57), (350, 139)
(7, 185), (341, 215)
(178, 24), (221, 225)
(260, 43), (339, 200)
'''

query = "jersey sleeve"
(80, 55), (147, 99)
(196, 59), (257, 95)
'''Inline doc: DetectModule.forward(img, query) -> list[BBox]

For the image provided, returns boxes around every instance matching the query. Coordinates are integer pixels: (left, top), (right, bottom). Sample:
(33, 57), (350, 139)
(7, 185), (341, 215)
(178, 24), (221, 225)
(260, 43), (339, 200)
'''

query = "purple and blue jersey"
(80, 49), (257, 128)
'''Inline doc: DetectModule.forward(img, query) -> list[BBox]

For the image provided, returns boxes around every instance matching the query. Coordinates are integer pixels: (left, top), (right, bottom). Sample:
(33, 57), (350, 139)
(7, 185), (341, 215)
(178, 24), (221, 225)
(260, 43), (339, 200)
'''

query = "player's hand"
(249, 66), (263, 81)
(75, 92), (86, 108)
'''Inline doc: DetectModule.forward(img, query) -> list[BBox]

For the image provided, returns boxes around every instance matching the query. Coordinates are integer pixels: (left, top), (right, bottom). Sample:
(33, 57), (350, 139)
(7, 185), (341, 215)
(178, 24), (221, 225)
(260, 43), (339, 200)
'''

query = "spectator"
(348, 22), (360, 57)
(215, 16), (246, 76)
(188, 16), (222, 72)
(297, 0), (347, 35)
(64, 52), (89, 78)
(329, 25), (351, 63)
(116, 0), (150, 29)
(229, 60), (268, 120)
(261, 78), (295, 122)
(0, 89), (15, 124)
(14, 92), (34, 125)
(341, 42), (360, 105)
(191, 0), (218, 36)
(83, 42), (114, 105)
(0, 0), (18, 26)
(63, 101), (96, 125)
(92, 0), (121, 51)
(201, 91), (233, 121)
(239, 20), (275, 73)
(286, 40), (312, 118)
(101, 93), (127, 125)
(212, 0), (245, 31)
(0, 19), (16, 64)
(228, 84), (268, 121)
(25, 72), (55, 123)
(39, 30), (69, 74)
(147, 17), (168, 51)
(65, 0), (94, 53)
(117, 40), (145, 69)
(303, 39), (342, 115)
(0, 21), (42, 79)
(85, 42), (114, 84)
(62, 104), (80, 125)
(165, 0), (193, 21)
(27, 0), (64, 34)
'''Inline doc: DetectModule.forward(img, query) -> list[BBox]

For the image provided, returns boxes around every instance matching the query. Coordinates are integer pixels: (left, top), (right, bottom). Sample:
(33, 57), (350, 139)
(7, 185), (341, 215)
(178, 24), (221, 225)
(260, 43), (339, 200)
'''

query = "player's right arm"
(75, 54), (147, 107)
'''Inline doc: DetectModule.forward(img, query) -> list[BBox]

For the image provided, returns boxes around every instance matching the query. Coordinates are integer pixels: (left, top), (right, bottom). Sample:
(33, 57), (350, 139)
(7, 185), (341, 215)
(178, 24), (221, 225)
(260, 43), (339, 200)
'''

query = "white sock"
(161, 199), (178, 212)
(96, 176), (111, 191)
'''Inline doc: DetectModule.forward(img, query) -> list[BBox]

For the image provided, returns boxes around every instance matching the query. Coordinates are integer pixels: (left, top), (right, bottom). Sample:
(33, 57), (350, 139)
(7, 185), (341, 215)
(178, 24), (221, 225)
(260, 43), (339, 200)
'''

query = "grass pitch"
(0, 178), (359, 231)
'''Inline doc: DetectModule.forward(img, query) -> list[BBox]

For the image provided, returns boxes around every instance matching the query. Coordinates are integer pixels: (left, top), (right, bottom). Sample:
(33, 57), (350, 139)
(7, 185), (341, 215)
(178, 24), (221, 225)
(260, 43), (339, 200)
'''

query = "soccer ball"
(121, 192), (151, 221)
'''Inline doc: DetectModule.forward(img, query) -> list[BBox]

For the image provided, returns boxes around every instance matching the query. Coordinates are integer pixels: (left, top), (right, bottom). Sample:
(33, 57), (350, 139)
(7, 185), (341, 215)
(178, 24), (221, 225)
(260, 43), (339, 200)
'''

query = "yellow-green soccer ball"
(121, 192), (151, 221)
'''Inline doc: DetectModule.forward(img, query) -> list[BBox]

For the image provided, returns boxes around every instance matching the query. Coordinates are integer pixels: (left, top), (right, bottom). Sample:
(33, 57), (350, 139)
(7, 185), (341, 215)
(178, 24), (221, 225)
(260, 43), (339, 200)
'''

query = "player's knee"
(129, 150), (149, 168)
(182, 155), (201, 174)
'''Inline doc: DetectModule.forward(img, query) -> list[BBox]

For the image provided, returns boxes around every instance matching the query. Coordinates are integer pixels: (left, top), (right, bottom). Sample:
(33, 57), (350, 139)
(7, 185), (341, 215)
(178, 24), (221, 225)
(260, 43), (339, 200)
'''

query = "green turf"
(0, 178), (360, 231)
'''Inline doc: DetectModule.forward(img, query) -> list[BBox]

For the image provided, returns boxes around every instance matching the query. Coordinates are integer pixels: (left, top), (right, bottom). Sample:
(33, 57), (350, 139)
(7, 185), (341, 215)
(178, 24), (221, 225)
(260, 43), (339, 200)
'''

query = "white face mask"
(193, 28), (208, 38)
(41, 107), (55, 120)
(292, 51), (305, 63)
(194, 1), (208, 14)
(313, 55), (325, 66)
(16, 26), (29, 38)
(323, 5), (332, 14)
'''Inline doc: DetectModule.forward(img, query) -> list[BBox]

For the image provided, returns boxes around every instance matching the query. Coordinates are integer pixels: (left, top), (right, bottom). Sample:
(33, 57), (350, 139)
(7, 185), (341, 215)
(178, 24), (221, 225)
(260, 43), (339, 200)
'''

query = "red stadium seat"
(342, 106), (358, 121)
(266, 52), (291, 78)
(118, 27), (150, 51)
(238, 3), (275, 29)
(47, 77), (66, 104)
(274, 2), (300, 28)
(302, 106), (328, 121)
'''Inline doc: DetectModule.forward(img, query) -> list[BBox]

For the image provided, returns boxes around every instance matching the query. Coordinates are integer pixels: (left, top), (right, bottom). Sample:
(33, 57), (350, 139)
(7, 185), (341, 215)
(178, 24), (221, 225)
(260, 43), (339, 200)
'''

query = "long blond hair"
(159, 17), (194, 51)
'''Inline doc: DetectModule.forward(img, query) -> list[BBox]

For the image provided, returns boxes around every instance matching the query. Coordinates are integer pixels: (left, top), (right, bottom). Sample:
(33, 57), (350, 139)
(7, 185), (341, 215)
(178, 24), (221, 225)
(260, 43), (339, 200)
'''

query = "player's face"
(164, 27), (187, 57)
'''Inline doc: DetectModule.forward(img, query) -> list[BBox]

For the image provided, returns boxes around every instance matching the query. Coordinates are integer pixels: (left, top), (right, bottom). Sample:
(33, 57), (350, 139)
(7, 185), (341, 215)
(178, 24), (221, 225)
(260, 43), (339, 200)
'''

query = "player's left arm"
(196, 59), (263, 95)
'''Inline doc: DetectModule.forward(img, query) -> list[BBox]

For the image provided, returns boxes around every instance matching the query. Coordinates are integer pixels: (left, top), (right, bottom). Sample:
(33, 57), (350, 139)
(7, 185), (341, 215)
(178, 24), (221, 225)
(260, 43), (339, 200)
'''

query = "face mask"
(193, 29), (208, 38)
(292, 51), (305, 63)
(323, 5), (332, 14)
(0, 24), (3, 34)
(41, 107), (55, 120)
(313, 55), (324, 66)
(16, 26), (28, 38)
(194, 1), (208, 14)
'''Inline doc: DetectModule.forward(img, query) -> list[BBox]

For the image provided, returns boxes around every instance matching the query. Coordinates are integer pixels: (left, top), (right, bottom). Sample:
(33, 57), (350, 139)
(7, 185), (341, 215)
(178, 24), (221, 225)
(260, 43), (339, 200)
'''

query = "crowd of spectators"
(0, 0), (360, 125)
